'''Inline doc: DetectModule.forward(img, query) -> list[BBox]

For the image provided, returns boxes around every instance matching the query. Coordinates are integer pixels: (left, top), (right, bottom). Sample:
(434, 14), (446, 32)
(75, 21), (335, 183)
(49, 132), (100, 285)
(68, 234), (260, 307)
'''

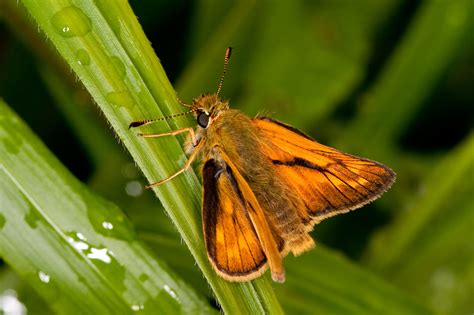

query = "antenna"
(216, 47), (232, 96)
(177, 96), (192, 108)
(129, 108), (196, 129)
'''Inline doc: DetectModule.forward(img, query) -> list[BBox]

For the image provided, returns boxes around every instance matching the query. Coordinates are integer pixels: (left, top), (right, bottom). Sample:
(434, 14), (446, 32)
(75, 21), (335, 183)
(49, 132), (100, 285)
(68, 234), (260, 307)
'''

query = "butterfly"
(130, 48), (396, 283)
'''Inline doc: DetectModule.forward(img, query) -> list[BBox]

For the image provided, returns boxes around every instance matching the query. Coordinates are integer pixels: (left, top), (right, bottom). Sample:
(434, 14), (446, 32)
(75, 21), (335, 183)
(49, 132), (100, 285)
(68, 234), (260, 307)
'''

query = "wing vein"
(319, 171), (352, 203)
(346, 165), (388, 178)
(340, 167), (378, 192)
(326, 169), (365, 198)
(295, 167), (335, 208)
(222, 214), (229, 272)
(235, 215), (257, 267)
(233, 216), (244, 273)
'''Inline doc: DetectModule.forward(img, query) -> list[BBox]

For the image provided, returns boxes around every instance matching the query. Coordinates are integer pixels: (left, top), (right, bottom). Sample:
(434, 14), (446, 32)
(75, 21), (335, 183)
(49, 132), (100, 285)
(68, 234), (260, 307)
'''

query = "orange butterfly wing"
(202, 159), (285, 281)
(253, 117), (396, 225)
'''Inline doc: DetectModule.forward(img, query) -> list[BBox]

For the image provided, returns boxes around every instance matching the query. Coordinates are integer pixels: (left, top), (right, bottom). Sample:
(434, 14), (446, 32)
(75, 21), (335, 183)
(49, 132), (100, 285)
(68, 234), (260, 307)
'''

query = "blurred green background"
(0, 0), (472, 314)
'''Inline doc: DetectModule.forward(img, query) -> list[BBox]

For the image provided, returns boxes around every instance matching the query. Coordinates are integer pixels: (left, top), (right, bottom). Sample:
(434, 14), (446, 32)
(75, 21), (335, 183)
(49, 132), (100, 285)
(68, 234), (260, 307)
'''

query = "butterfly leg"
(138, 127), (197, 146)
(145, 141), (203, 188)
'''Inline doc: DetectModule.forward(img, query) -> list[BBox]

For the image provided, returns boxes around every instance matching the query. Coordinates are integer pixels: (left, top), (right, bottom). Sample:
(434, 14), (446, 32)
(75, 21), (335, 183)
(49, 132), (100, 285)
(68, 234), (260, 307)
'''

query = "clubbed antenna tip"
(216, 47), (233, 96)
(129, 121), (148, 129)
(225, 47), (232, 59)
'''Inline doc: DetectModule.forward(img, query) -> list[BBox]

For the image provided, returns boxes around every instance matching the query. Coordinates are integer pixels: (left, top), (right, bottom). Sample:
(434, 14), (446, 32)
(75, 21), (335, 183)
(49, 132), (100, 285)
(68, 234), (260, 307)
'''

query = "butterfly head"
(191, 93), (229, 129)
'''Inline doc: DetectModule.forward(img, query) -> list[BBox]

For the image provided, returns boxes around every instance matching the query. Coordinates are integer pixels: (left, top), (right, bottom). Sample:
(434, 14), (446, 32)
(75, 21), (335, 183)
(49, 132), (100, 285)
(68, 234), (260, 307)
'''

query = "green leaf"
(277, 246), (435, 315)
(364, 134), (474, 314)
(19, 0), (283, 313)
(177, 0), (262, 101)
(0, 267), (52, 315)
(0, 100), (213, 314)
(335, 0), (472, 155)
(180, 1), (402, 129)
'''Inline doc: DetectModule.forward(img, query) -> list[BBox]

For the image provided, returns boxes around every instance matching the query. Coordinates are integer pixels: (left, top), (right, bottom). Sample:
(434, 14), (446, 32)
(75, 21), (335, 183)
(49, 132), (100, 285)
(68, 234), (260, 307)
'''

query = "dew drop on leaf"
(138, 273), (149, 283)
(76, 49), (90, 65)
(38, 271), (50, 283)
(106, 91), (134, 108)
(110, 56), (126, 79)
(0, 289), (27, 315)
(131, 304), (144, 312)
(24, 204), (40, 229)
(0, 214), (5, 229)
(87, 203), (136, 240)
(102, 221), (114, 230)
(163, 284), (179, 301)
(51, 6), (92, 38)
(125, 181), (143, 197)
(87, 247), (112, 264)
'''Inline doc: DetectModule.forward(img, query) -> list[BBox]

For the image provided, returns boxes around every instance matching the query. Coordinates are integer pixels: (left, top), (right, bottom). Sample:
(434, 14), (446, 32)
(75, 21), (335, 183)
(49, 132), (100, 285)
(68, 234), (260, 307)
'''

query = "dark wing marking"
(202, 159), (270, 281)
(254, 117), (396, 223)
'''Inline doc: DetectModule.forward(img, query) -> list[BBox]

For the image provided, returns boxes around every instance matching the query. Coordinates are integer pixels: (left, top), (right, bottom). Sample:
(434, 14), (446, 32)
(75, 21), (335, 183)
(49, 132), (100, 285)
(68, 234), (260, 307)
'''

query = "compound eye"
(197, 111), (210, 128)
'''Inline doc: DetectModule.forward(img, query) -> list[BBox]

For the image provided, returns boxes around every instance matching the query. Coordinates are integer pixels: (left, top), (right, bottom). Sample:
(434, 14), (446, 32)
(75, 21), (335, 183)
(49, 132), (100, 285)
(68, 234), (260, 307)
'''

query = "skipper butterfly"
(130, 48), (396, 283)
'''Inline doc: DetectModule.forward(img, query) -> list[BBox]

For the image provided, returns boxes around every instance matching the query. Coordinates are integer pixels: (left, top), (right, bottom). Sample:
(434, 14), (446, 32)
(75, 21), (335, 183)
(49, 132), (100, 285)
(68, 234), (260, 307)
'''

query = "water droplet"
(111, 56), (126, 79)
(431, 268), (456, 290)
(106, 91), (134, 108)
(76, 49), (90, 65)
(157, 286), (180, 311)
(131, 304), (144, 312)
(1, 118), (24, 155)
(76, 232), (86, 241)
(51, 6), (92, 38)
(24, 204), (40, 229)
(0, 289), (27, 315)
(91, 1), (122, 36)
(125, 181), (143, 197)
(38, 271), (50, 283)
(0, 214), (6, 230)
(430, 267), (458, 312)
(102, 221), (113, 230)
(97, 7), (122, 36)
(67, 233), (89, 251)
(138, 273), (149, 282)
(65, 231), (126, 293)
(87, 203), (135, 240)
(163, 285), (179, 301)
(87, 247), (112, 264)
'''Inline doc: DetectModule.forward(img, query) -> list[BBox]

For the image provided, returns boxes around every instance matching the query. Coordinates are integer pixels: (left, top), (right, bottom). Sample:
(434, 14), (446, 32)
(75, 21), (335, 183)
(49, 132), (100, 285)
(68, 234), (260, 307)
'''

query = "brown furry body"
(169, 93), (395, 282)
(185, 96), (314, 256)
(132, 49), (395, 283)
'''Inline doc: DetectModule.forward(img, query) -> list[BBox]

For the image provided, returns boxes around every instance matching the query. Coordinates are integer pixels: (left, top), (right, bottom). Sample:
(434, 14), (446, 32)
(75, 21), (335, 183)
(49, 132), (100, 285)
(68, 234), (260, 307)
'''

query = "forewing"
(253, 117), (396, 223)
(202, 159), (268, 281)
